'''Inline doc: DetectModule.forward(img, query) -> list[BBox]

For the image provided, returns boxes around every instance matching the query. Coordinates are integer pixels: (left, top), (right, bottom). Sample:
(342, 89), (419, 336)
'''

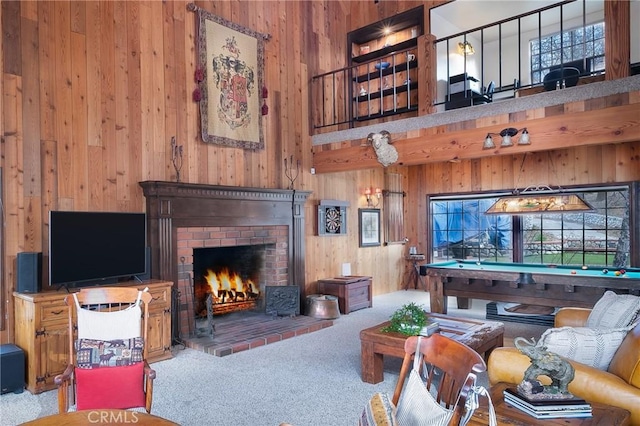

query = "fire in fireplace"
(193, 244), (270, 318)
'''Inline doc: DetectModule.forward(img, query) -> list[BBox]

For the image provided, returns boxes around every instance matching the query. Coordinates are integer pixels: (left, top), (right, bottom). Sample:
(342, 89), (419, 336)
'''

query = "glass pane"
(530, 42), (539, 55)
(574, 28), (583, 43)
(594, 39), (604, 54)
(572, 46), (584, 59)
(592, 56), (605, 71)
(593, 23), (604, 39)
(531, 55), (540, 69)
(532, 71), (541, 84)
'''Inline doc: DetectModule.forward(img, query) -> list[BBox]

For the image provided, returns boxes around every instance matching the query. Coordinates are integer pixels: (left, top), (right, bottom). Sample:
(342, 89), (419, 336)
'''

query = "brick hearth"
(183, 312), (333, 357)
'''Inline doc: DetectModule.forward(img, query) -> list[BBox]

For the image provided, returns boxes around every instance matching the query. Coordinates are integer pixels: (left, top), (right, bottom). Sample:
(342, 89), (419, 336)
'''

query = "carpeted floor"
(0, 291), (548, 426)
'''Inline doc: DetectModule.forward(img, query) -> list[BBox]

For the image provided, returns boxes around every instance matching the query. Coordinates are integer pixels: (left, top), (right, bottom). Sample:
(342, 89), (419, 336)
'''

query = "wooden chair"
(392, 334), (487, 426)
(54, 287), (156, 414)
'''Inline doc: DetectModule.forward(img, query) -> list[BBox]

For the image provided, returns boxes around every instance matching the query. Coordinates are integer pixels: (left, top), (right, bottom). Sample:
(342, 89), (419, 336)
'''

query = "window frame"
(530, 21), (605, 84)
(426, 182), (640, 268)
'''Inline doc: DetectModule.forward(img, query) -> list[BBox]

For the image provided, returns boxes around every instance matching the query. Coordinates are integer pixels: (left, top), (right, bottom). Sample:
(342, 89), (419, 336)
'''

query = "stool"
(1, 344), (25, 394)
(305, 294), (341, 319)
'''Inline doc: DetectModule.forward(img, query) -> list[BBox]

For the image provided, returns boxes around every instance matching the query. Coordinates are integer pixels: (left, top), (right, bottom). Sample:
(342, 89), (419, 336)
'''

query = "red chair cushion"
(75, 362), (145, 410)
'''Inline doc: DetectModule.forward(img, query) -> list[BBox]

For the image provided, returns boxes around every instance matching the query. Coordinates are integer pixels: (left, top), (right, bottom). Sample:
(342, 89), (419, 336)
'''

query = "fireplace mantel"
(140, 181), (311, 293)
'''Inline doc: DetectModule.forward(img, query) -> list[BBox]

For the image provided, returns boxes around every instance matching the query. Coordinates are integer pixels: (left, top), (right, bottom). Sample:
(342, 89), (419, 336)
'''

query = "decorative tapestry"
(192, 4), (268, 150)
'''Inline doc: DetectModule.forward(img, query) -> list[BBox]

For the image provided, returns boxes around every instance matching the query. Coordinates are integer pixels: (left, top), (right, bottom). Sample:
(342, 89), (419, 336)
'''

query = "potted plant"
(382, 302), (429, 336)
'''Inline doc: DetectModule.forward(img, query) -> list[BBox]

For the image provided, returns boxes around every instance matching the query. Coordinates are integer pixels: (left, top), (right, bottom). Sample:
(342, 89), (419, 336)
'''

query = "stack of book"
(503, 388), (592, 419)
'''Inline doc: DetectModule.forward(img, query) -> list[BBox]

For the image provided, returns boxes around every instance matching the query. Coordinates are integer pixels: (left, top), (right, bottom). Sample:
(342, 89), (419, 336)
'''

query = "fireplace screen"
(193, 245), (268, 318)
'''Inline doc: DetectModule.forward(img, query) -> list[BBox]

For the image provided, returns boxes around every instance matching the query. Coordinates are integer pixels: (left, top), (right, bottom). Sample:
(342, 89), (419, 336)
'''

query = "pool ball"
(620, 269), (626, 275)
(602, 269), (609, 274)
(476, 261), (481, 265)
(458, 264), (463, 268)
(615, 271), (621, 276)
(581, 265), (588, 270)
(570, 270), (576, 274)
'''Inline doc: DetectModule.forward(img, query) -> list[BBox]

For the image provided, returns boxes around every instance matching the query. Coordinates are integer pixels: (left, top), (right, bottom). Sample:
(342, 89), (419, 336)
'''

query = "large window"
(530, 22), (605, 84)
(430, 185), (631, 268)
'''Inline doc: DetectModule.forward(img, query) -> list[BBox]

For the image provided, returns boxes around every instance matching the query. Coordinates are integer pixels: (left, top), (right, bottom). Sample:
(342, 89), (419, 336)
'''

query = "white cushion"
(76, 304), (141, 340)
(538, 326), (632, 370)
(586, 290), (640, 329)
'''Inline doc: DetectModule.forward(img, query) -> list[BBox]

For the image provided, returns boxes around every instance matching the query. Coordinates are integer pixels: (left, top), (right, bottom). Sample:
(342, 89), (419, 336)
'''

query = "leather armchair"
(488, 307), (640, 425)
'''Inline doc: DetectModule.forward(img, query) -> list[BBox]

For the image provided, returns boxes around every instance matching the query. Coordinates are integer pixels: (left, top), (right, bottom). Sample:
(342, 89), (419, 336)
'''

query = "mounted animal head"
(367, 130), (398, 167)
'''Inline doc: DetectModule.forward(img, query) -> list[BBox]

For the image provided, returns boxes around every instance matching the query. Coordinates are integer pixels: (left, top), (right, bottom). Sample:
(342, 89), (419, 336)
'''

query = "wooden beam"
(605, 0), (630, 80)
(312, 103), (640, 173)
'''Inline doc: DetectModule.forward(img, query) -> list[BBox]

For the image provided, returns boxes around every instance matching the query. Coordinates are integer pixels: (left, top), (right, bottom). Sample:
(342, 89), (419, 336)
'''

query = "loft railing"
(310, 0), (632, 131)
(311, 45), (417, 131)
(434, 0), (605, 108)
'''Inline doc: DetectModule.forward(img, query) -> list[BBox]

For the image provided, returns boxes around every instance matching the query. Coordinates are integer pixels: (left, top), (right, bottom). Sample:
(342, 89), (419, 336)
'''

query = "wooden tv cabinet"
(13, 280), (173, 394)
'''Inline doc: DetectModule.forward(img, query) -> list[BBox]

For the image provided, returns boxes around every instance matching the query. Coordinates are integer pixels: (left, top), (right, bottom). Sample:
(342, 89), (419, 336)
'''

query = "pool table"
(423, 260), (640, 314)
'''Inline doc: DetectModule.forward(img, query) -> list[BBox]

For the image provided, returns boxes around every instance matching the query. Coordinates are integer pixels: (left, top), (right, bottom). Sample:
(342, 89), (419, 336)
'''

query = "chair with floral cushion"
(54, 287), (155, 414)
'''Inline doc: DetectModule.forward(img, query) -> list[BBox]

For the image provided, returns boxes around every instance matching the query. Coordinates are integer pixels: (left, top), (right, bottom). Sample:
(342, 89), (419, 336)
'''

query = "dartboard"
(324, 207), (342, 233)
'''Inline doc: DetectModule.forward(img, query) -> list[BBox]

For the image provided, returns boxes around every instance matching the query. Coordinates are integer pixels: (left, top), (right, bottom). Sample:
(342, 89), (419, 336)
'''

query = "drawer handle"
(152, 296), (161, 302)
(50, 310), (64, 315)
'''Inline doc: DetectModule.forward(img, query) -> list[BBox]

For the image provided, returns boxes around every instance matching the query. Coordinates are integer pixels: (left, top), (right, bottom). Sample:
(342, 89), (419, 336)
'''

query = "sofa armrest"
(488, 347), (640, 425)
(554, 307), (591, 327)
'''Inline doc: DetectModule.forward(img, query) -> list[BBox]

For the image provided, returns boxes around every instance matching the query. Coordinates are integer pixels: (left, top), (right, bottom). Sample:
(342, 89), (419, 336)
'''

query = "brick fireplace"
(179, 225), (287, 337)
(140, 181), (311, 343)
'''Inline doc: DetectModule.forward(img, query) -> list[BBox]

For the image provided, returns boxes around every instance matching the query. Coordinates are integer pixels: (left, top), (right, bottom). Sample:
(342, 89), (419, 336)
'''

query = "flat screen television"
(49, 211), (147, 287)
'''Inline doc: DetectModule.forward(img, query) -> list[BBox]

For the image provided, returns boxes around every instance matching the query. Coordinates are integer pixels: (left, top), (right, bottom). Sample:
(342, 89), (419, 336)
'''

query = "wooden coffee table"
(468, 382), (631, 425)
(359, 313), (504, 384)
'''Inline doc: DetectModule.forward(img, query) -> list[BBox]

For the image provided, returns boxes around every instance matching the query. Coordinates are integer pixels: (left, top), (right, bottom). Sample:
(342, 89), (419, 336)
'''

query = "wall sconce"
(483, 127), (530, 149)
(364, 187), (382, 208)
(458, 41), (475, 56)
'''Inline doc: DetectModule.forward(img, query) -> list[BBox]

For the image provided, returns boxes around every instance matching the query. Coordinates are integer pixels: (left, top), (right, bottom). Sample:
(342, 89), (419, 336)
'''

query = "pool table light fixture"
(485, 185), (593, 214)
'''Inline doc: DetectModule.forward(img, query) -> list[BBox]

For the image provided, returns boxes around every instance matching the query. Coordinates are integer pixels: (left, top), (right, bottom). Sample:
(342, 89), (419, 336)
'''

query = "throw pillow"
(537, 326), (631, 370)
(75, 362), (145, 410)
(76, 337), (144, 369)
(586, 290), (640, 329)
(359, 393), (398, 426)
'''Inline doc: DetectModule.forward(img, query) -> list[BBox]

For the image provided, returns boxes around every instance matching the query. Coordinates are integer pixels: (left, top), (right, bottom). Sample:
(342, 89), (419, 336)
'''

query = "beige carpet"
(0, 291), (549, 426)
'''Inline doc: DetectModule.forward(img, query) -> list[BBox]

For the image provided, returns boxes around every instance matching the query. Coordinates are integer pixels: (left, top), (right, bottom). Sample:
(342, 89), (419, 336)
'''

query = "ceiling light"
(458, 41), (474, 56)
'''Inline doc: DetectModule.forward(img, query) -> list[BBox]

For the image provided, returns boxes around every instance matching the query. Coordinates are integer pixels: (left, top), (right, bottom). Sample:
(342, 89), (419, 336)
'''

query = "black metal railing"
(311, 0), (610, 131)
(434, 0), (603, 108)
(311, 45), (417, 131)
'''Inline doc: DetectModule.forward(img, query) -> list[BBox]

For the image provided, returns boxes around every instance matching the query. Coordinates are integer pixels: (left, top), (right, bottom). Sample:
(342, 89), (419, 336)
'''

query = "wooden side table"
(317, 276), (372, 314)
(468, 382), (631, 425)
(403, 254), (426, 290)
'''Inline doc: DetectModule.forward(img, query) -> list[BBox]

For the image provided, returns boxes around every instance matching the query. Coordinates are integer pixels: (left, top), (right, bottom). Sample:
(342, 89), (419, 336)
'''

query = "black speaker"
(0, 344), (25, 394)
(16, 252), (42, 293)
(138, 246), (152, 281)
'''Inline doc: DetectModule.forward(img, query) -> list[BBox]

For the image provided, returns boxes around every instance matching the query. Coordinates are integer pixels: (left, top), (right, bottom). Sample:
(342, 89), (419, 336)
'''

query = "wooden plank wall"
(0, 0), (432, 343)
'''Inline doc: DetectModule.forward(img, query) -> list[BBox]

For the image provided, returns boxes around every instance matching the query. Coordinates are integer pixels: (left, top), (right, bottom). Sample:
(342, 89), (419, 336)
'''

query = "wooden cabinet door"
(144, 282), (172, 362)
(35, 323), (70, 392)
(146, 308), (171, 361)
